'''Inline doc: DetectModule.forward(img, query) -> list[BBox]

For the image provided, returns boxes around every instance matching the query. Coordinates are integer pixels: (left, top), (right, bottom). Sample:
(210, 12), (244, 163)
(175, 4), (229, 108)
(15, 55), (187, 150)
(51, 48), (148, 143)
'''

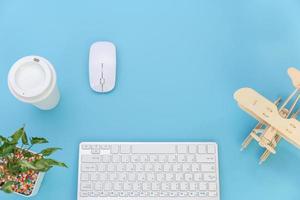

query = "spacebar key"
(132, 144), (176, 154)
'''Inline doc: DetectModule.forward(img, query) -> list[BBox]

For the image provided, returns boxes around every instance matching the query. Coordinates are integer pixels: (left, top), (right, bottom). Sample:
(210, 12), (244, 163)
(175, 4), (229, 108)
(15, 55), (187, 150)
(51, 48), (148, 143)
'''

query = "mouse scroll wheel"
(100, 78), (105, 85)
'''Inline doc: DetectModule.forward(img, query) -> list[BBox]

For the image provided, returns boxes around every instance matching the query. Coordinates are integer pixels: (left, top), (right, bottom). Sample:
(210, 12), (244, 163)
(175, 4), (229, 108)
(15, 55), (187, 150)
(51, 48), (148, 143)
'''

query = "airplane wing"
(234, 87), (300, 149)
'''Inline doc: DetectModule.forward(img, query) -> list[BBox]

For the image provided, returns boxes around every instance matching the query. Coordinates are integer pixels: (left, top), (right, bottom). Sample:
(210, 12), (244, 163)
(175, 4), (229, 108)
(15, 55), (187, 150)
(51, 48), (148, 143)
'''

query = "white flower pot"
(16, 172), (45, 197)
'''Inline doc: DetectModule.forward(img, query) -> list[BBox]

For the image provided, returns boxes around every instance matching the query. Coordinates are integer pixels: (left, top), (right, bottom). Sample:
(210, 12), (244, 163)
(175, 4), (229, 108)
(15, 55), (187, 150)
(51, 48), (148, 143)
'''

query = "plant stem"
(26, 144), (33, 151)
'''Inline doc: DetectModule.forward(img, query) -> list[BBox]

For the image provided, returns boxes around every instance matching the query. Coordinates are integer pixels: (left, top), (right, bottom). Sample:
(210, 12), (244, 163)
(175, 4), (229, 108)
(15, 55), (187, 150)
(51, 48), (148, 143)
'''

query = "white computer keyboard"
(77, 142), (220, 200)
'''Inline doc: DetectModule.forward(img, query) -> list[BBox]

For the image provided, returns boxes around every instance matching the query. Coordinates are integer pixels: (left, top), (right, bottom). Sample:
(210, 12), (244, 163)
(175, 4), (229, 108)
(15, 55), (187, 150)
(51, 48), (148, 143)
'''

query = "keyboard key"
(145, 164), (154, 171)
(168, 155), (177, 162)
(108, 173), (117, 181)
(119, 191), (127, 196)
(140, 191), (148, 196)
(170, 191), (177, 196)
(81, 164), (97, 172)
(129, 191), (138, 196)
(131, 155), (140, 162)
(204, 173), (217, 181)
(151, 182), (160, 190)
(165, 173), (174, 181)
(186, 154), (195, 162)
(128, 173), (136, 181)
(113, 182), (123, 190)
(198, 145), (207, 153)
(207, 144), (215, 154)
(121, 155), (130, 163)
(140, 155), (148, 162)
(81, 144), (91, 150)
(112, 155), (120, 163)
(126, 163), (135, 171)
(99, 173), (107, 181)
(104, 182), (112, 190)
(124, 182), (132, 190)
(80, 191), (90, 197)
(149, 191), (159, 197)
(189, 191), (197, 197)
(185, 173), (193, 181)
(199, 191), (207, 197)
(101, 144), (110, 149)
(99, 191), (108, 197)
(146, 173), (155, 181)
(111, 145), (119, 154)
(201, 163), (216, 172)
(120, 145), (131, 154)
(209, 191), (218, 197)
(208, 182), (217, 191)
(97, 164), (106, 171)
(94, 182), (102, 190)
(156, 173), (165, 181)
(142, 182), (151, 190)
(196, 154), (215, 162)
(199, 182), (208, 190)
(118, 173), (127, 181)
(109, 191), (118, 197)
(194, 173), (203, 181)
(136, 163), (144, 171)
(189, 145), (197, 153)
(90, 173), (98, 181)
(91, 148), (100, 154)
(190, 182), (198, 190)
(177, 145), (188, 153)
(82, 155), (100, 163)
(102, 155), (111, 163)
(179, 191), (188, 197)
(163, 164), (172, 172)
(192, 163), (201, 172)
(154, 164), (163, 172)
(183, 163), (191, 171)
(175, 173), (184, 181)
(81, 182), (92, 190)
(170, 182), (180, 190)
(132, 144), (176, 154)
(116, 164), (126, 171)
(161, 182), (170, 190)
(173, 164), (182, 172)
(178, 155), (186, 162)
(149, 155), (158, 162)
(180, 182), (189, 190)
(137, 173), (146, 181)
(158, 155), (167, 162)
(80, 173), (89, 181)
(107, 164), (115, 171)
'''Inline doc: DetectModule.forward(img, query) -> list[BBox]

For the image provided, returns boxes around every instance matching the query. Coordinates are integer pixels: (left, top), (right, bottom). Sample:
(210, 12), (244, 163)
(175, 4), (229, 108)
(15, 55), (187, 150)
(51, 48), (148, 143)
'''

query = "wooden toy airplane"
(234, 67), (300, 164)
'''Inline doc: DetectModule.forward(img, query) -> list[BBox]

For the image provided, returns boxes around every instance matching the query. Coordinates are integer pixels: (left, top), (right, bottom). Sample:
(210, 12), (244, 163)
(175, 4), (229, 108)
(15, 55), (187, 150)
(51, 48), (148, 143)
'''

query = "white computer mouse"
(89, 41), (116, 93)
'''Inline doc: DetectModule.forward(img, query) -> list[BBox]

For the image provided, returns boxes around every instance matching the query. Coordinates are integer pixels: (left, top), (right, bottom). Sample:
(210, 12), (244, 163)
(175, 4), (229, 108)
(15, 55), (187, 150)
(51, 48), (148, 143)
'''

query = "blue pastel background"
(1, 0), (300, 199)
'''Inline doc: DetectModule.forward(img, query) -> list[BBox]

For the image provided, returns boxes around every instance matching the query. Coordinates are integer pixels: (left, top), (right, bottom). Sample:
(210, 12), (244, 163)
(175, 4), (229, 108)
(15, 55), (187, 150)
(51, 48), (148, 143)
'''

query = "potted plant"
(0, 126), (67, 197)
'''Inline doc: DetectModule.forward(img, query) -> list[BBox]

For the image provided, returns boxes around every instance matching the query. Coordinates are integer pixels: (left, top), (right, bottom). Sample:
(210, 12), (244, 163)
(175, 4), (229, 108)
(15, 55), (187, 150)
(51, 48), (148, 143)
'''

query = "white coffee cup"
(8, 56), (60, 110)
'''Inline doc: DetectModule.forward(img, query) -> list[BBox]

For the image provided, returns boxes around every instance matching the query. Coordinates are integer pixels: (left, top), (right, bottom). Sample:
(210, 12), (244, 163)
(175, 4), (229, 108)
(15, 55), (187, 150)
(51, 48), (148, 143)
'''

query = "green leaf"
(0, 144), (15, 157)
(10, 128), (24, 143)
(30, 137), (48, 145)
(17, 160), (38, 170)
(34, 159), (52, 172)
(39, 147), (61, 156)
(22, 150), (34, 158)
(45, 159), (68, 168)
(21, 131), (28, 145)
(1, 181), (15, 193)
(0, 136), (8, 143)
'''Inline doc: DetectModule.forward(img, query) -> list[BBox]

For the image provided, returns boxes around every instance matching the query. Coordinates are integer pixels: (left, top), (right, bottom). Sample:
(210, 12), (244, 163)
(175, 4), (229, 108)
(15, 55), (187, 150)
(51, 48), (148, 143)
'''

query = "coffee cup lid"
(8, 56), (55, 103)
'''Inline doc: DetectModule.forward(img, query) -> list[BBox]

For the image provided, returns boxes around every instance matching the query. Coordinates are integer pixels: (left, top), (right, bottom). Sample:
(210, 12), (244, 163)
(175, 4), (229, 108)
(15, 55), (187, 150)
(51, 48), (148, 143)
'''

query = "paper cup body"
(8, 56), (60, 110)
